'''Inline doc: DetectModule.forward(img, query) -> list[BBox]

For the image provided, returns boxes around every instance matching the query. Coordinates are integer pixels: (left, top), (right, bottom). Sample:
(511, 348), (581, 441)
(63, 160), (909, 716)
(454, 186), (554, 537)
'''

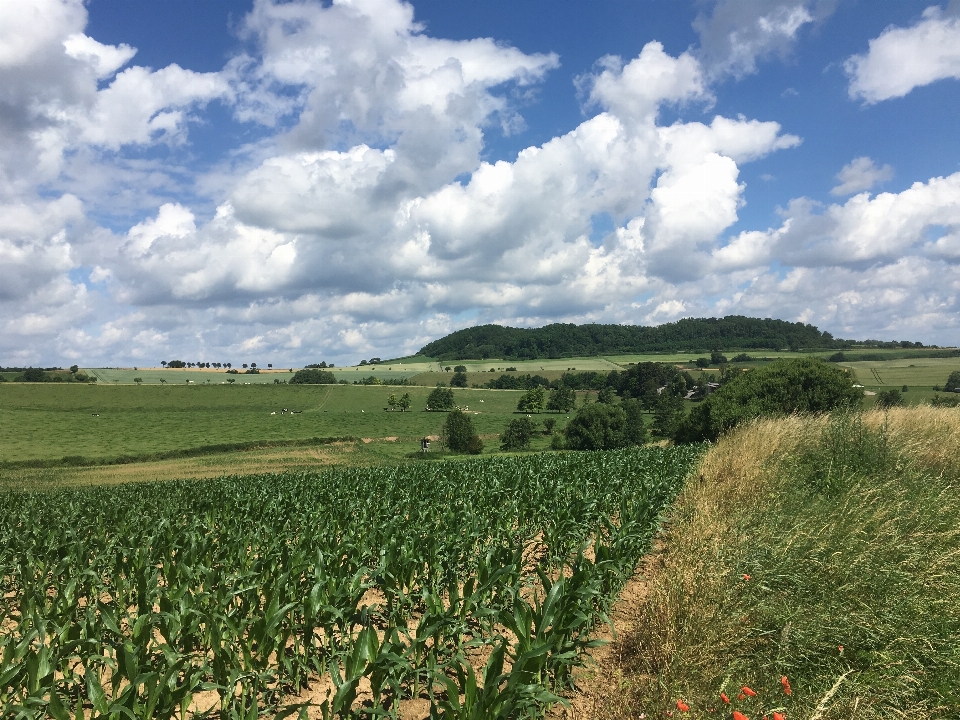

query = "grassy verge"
(603, 407), (960, 718)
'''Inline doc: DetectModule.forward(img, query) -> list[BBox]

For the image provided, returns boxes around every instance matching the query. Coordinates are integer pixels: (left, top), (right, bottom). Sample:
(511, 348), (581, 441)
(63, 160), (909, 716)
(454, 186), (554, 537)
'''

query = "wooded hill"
(416, 316), (925, 361)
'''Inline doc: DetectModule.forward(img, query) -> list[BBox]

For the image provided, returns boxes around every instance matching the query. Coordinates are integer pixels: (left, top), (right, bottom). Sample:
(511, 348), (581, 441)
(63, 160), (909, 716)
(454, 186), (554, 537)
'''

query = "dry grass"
(597, 407), (960, 719)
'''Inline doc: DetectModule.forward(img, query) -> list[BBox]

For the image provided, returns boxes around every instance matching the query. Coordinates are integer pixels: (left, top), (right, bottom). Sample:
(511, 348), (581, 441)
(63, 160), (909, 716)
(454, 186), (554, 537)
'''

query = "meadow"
(0, 383), (565, 467)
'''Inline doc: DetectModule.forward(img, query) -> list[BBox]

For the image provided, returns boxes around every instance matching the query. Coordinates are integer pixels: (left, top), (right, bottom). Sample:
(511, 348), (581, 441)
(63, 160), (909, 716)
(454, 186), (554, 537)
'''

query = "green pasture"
(838, 357), (960, 405)
(0, 383), (574, 464)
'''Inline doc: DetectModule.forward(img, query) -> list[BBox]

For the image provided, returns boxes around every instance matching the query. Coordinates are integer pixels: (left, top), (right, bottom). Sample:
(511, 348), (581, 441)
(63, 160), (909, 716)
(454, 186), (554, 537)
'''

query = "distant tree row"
(417, 316), (933, 360)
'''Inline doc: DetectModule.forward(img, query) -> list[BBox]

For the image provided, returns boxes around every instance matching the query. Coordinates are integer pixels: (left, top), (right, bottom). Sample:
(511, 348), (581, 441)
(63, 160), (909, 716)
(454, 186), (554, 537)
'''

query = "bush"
(564, 403), (628, 451)
(931, 394), (960, 408)
(500, 417), (536, 451)
(442, 409), (483, 454)
(674, 358), (863, 443)
(17, 368), (48, 382)
(450, 371), (467, 388)
(427, 386), (455, 411)
(453, 365), (467, 372)
(289, 369), (336, 384)
(542, 418), (556, 435)
(731, 353), (752, 363)
(945, 370), (960, 393)
(875, 388), (903, 408)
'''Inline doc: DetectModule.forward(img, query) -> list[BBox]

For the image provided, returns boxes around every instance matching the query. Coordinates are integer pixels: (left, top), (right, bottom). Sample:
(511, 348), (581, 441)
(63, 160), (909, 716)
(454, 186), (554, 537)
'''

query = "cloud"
(830, 156), (894, 196)
(694, 0), (837, 80)
(846, 6), (960, 103)
(4, 0), (959, 366)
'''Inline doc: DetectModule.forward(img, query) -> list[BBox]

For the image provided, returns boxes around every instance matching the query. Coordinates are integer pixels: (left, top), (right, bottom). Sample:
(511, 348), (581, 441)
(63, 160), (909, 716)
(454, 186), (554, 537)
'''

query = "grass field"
(0, 383), (573, 466)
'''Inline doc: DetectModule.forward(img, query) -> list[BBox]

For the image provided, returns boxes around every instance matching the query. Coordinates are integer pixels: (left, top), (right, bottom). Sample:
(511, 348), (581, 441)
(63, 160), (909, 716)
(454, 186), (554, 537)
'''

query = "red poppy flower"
(743, 574), (751, 580)
(721, 692), (730, 704)
(773, 713), (786, 720)
(733, 712), (750, 720)
(781, 676), (791, 695)
(738, 693), (746, 701)
(742, 686), (757, 697)
(677, 699), (690, 712)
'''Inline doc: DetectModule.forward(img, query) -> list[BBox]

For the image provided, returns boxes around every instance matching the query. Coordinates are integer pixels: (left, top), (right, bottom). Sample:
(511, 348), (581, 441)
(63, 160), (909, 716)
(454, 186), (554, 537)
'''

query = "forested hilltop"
(417, 316), (928, 360)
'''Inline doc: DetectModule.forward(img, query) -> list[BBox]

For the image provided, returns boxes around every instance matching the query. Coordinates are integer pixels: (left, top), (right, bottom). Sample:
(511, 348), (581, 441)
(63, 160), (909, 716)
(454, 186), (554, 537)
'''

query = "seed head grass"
(607, 407), (960, 719)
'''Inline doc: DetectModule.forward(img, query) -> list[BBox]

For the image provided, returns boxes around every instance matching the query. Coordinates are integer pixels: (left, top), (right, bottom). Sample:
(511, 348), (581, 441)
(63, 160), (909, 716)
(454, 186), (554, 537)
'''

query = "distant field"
(838, 357), (960, 405)
(0, 383), (570, 465)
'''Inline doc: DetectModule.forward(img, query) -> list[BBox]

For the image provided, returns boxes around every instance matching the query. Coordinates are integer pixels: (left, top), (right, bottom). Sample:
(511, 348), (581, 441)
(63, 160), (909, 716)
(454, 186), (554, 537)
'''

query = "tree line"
(416, 316), (934, 360)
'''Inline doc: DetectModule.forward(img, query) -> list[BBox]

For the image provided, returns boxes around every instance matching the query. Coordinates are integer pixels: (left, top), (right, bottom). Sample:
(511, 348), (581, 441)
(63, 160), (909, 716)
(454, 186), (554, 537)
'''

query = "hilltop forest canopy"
(417, 316), (927, 361)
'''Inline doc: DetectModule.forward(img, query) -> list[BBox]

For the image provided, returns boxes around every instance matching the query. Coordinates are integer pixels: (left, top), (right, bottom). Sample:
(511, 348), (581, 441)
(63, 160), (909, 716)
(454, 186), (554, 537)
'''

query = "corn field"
(0, 446), (702, 719)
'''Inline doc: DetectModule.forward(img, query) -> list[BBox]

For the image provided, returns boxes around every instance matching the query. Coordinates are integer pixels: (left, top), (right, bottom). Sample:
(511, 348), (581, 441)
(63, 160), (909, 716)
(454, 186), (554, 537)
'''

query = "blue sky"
(2, 0), (960, 366)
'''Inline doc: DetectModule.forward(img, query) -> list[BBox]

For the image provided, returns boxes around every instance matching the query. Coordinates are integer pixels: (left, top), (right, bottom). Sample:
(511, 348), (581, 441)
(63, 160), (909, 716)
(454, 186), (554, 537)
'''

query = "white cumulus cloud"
(830, 156), (894, 196)
(846, 6), (960, 103)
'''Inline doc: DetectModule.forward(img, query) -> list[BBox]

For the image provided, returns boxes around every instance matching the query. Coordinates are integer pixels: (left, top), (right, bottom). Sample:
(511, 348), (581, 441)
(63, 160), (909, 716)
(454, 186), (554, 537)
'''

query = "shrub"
(945, 370), (960, 393)
(731, 353), (752, 363)
(18, 368), (48, 382)
(542, 418), (556, 435)
(427, 386), (455, 411)
(450, 371), (467, 388)
(674, 358), (863, 443)
(442, 409), (483, 454)
(453, 365), (467, 372)
(564, 403), (628, 451)
(931, 394), (960, 408)
(289, 369), (336, 384)
(500, 417), (536, 451)
(875, 388), (903, 408)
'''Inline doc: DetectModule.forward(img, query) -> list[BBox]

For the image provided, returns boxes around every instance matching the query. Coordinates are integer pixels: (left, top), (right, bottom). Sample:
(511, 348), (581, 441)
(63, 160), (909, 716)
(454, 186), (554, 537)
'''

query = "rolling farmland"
(0, 445), (702, 719)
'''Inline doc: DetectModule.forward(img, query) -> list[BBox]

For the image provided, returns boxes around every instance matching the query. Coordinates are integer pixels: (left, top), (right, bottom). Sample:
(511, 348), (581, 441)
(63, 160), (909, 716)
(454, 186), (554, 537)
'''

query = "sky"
(2, 0), (960, 367)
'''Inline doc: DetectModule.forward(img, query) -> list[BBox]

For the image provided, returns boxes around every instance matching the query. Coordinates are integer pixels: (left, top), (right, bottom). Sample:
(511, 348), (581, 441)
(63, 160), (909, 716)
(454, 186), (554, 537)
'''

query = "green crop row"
(0, 446), (702, 719)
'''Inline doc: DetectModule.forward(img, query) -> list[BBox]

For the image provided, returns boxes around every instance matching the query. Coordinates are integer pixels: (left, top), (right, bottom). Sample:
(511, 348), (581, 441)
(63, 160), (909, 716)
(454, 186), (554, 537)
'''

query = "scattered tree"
(427, 386), (455, 411)
(454, 365), (467, 372)
(442, 409), (483, 454)
(517, 386), (545, 413)
(289, 369), (336, 384)
(398, 393), (411, 412)
(945, 371), (960, 393)
(546, 386), (576, 413)
(876, 388), (903, 408)
(596, 386), (616, 404)
(450, 371), (468, 388)
(542, 418), (557, 435)
(674, 358), (863, 443)
(651, 393), (684, 438)
(159, 378), (166, 385)
(500, 417), (536, 451)
(69, 365), (79, 373)
(133, 377), (143, 385)
(621, 398), (648, 445)
(563, 403), (628, 451)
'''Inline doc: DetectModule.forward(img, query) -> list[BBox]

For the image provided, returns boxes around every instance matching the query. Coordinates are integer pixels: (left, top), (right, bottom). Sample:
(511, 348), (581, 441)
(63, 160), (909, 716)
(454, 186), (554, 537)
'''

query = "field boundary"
(0, 435), (357, 470)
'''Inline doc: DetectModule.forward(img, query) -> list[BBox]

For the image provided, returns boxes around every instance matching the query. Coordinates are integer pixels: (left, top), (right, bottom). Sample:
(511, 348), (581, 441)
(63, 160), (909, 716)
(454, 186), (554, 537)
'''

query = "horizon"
(3, 0), (960, 367)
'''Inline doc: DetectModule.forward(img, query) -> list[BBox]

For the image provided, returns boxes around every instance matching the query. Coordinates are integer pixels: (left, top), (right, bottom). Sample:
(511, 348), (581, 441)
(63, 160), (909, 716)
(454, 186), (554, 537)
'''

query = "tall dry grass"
(603, 407), (960, 719)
